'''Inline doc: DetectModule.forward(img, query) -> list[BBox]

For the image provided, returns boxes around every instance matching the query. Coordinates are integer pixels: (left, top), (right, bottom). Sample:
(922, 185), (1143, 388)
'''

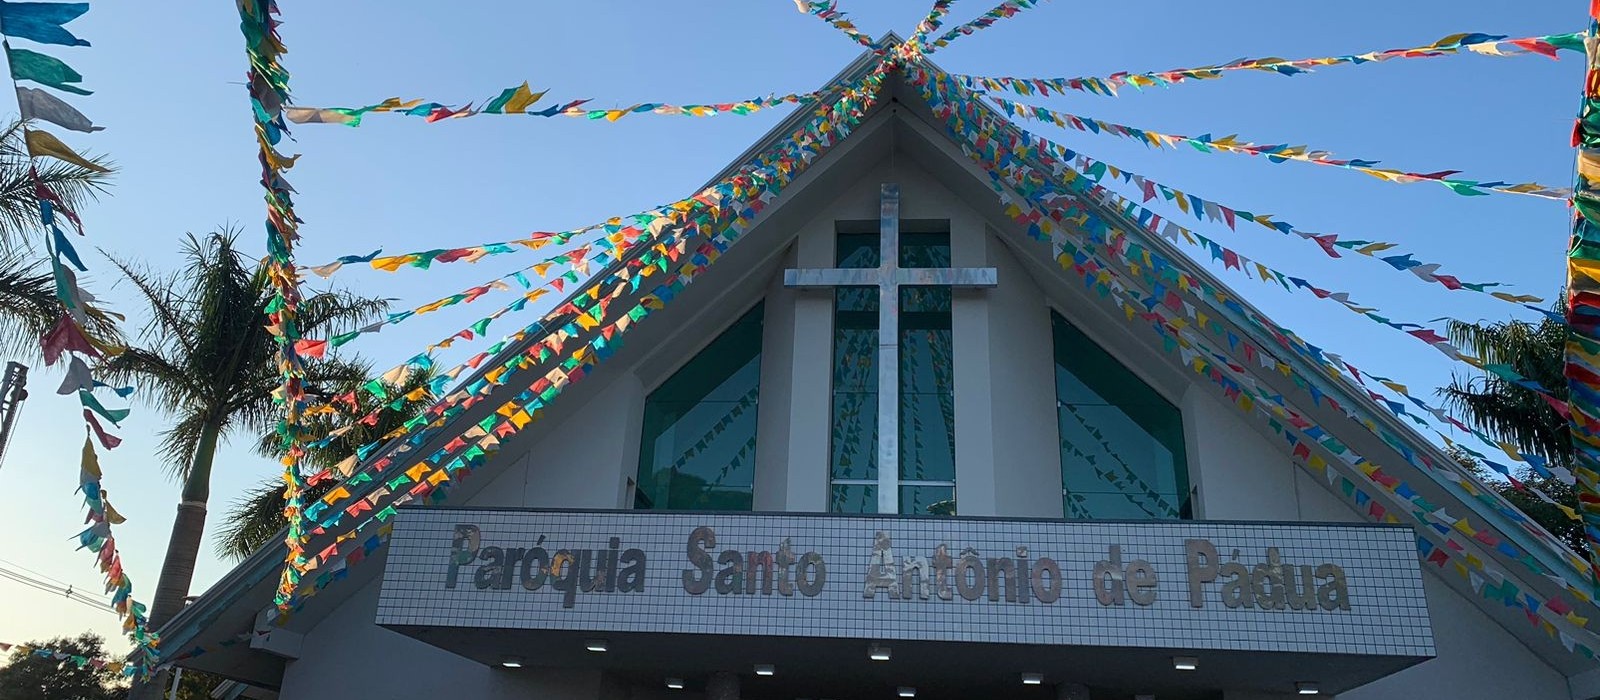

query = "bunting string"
(990, 96), (1571, 199)
(0, 0), (158, 675)
(236, 0), (315, 613)
(1564, 10), (1600, 593)
(925, 0), (1045, 53)
(954, 31), (1583, 97)
(0, 641), (132, 677)
(908, 0), (957, 50)
(1057, 138), (1567, 396)
(923, 78), (1600, 653)
(257, 66), (888, 620)
(794, 0), (878, 49)
(978, 110), (1543, 307)
(914, 65), (1598, 600)
(1056, 142), (1583, 517)
(287, 84), (827, 128)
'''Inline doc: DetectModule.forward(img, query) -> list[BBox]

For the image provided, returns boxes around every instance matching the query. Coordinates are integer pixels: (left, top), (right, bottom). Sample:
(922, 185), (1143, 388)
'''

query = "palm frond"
(214, 476), (334, 562)
(0, 250), (58, 357)
(0, 117), (114, 250)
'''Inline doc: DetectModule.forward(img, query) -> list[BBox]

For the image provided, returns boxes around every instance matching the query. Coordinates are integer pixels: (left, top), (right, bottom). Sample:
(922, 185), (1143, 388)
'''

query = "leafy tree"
(0, 633), (123, 700)
(216, 367), (436, 561)
(1439, 302), (1583, 552)
(0, 117), (118, 359)
(99, 230), (388, 627)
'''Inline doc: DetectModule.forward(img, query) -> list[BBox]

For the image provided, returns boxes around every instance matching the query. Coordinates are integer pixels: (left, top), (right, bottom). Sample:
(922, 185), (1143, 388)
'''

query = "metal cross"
(785, 183), (997, 514)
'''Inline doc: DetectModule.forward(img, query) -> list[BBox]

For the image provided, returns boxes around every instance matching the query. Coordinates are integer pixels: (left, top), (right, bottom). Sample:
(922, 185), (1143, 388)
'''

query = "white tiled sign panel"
(377, 507), (1433, 657)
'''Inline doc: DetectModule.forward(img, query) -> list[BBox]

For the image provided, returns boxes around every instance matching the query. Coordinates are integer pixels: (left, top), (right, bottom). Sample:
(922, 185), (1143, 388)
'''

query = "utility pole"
(0, 361), (28, 470)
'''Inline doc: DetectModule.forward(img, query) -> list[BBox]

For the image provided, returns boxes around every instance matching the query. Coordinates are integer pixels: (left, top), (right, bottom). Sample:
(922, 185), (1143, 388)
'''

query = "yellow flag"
(25, 128), (107, 172)
(81, 436), (101, 479)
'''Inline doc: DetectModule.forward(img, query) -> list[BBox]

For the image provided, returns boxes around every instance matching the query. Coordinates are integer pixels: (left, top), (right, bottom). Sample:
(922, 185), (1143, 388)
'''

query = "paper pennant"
(954, 31), (1582, 97)
(991, 96), (1571, 200)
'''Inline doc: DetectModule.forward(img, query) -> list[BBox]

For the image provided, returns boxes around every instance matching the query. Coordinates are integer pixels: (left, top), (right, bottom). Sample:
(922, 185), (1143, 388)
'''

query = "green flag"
(7, 46), (90, 95)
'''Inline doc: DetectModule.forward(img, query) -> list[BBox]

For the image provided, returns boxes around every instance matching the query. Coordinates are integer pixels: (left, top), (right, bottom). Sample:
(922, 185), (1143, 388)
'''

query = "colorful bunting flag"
(954, 31), (1583, 97)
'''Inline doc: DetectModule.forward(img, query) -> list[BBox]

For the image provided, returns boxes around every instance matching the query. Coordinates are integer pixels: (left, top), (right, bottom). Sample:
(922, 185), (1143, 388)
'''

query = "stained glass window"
(1053, 312), (1190, 519)
(634, 303), (764, 511)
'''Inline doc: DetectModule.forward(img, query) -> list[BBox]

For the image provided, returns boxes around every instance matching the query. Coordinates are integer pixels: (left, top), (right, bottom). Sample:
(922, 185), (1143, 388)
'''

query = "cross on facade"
(785, 183), (998, 514)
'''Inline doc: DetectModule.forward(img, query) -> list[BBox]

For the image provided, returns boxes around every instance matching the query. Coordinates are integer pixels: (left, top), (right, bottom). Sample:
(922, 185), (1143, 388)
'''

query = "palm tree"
(0, 117), (117, 358)
(99, 229), (388, 628)
(1440, 300), (1570, 467)
(216, 367), (436, 561)
(1439, 300), (1583, 551)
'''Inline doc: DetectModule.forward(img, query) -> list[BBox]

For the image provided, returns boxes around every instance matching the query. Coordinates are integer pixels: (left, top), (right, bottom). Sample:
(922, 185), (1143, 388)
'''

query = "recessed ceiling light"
(665, 678), (684, 690)
(1296, 682), (1319, 696)
(897, 688), (916, 698)
(1173, 656), (1199, 671)
(499, 656), (523, 669)
(755, 664), (775, 676)
(869, 643), (892, 662)
(1021, 672), (1044, 685)
(585, 639), (609, 653)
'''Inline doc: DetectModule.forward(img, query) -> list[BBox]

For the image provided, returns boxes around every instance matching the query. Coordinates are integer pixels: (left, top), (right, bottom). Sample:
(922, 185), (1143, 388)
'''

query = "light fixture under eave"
(869, 643), (892, 661)
(1172, 655), (1199, 671)
(665, 678), (685, 690)
(499, 656), (524, 669)
(1296, 682), (1320, 695)
(755, 664), (776, 676)
(1021, 672), (1044, 685)
(897, 688), (916, 698)
(585, 639), (609, 653)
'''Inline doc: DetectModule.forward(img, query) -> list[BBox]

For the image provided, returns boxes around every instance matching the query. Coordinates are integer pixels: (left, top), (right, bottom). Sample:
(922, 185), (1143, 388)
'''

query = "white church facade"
(159, 42), (1600, 699)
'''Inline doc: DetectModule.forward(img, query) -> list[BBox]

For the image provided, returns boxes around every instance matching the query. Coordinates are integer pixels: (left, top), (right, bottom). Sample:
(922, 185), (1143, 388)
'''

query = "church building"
(159, 38), (1600, 699)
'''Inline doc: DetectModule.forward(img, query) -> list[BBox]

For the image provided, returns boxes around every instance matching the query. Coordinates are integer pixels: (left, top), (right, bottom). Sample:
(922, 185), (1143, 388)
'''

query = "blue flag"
(0, 2), (90, 46)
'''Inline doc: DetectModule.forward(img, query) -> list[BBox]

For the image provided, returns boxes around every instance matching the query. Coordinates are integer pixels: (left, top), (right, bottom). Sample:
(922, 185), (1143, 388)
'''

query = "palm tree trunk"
(148, 421), (222, 629)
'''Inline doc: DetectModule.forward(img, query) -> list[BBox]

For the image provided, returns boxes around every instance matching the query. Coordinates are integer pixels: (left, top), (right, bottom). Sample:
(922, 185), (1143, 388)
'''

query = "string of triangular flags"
(286, 85), (823, 128)
(0, 641), (131, 676)
(255, 64), (890, 620)
(1007, 128), (1544, 308)
(918, 61), (1595, 590)
(795, 0), (879, 49)
(0, 0), (160, 676)
(954, 31), (1582, 97)
(989, 96), (1570, 199)
(923, 0), (1044, 53)
(914, 65), (1600, 652)
(236, 0), (318, 615)
(1564, 8), (1600, 593)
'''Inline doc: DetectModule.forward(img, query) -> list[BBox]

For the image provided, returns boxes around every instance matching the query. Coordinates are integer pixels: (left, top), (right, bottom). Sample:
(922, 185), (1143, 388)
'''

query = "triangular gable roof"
(160, 36), (1600, 681)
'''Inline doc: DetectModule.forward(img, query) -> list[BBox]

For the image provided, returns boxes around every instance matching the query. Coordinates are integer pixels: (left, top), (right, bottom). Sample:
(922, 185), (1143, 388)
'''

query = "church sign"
(376, 507), (1434, 658)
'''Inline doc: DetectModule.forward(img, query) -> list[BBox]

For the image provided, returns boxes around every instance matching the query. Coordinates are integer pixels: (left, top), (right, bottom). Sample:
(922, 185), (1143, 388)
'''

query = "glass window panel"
(900, 485), (956, 517)
(1053, 312), (1190, 519)
(635, 304), (763, 511)
(831, 484), (878, 514)
(830, 392), (878, 481)
(899, 229), (952, 268)
(836, 230), (880, 268)
(900, 285), (954, 484)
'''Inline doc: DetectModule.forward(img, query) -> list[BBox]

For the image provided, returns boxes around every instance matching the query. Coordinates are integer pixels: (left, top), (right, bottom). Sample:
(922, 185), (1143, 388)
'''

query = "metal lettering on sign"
(379, 509), (1433, 658)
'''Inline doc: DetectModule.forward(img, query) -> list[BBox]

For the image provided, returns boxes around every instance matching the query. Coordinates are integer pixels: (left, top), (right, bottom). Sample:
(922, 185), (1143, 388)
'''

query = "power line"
(0, 563), (117, 615)
(0, 557), (100, 594)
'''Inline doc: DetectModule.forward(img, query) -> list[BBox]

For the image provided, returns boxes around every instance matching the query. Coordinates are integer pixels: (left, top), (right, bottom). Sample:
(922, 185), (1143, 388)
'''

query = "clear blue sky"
(0, 1), (1584, 654)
